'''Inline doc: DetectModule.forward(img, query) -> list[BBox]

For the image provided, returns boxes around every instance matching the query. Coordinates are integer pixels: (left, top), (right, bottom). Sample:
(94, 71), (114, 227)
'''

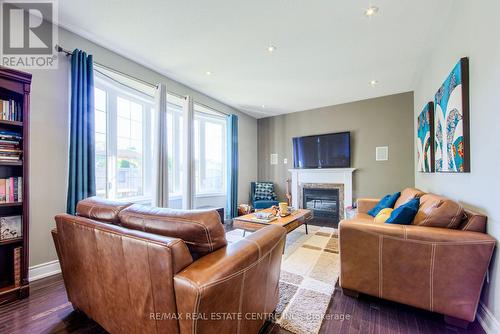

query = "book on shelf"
(0, 130), (22, 161)
(0, 177), (22, 203)
(14, 246), (22, 287)
(0, 99), (22, 122)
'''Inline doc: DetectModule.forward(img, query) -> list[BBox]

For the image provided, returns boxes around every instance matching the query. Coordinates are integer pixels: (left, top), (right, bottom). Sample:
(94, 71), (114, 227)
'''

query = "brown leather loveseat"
(339, 188), (495, 327)
(52, 197), (286, 334)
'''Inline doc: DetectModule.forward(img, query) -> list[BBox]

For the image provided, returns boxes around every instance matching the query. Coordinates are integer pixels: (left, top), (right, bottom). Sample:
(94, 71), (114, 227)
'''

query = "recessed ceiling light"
(205, 71), (212, 76)
(261, 104), (266, 108)
(364, 6), (379, 17)
(370, 80), (379, 86)
(267, 45), (277, 53)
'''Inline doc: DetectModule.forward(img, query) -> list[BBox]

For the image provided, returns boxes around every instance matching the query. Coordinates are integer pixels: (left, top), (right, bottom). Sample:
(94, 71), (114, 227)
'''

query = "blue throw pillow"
(385, 197), (420, 225)
(367, 192), (401, 217)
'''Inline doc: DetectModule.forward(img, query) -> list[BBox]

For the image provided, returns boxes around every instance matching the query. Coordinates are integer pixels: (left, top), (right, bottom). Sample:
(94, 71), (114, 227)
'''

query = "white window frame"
(167, 94), (184, 200)
(93, 68), (229, 208)
(193, 103), (227, 197)
(94, 72), (153, 203)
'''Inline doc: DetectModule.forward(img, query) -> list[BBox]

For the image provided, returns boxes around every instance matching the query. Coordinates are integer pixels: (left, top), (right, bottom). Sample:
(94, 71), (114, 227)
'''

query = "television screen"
(293, 132), (350, 168)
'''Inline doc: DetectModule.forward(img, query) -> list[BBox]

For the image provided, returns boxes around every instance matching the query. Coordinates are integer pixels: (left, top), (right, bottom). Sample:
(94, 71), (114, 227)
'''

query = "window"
(94, 71), (153, 202)
(166, 94), (184, 208)
(93, 68), (228, 210)
(116, 97), (145, 199)
(193, 104), (227, 202)
(95, 87), (107, 198)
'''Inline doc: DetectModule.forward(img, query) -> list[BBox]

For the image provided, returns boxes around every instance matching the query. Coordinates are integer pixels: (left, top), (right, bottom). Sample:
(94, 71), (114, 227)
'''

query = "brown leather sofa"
(52, 197), (286, 334)
(339, 188), (495, 327)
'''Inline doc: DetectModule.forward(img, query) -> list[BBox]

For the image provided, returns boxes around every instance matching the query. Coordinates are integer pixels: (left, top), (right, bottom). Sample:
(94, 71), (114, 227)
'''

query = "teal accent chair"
(251, 182), (279, 210)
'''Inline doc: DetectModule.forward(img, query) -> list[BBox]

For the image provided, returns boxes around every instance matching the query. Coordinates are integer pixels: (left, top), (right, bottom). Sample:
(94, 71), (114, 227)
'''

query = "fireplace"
(299, 183), (344, 228)
(289, 168), (355, 227)
(303, 188), (340, 227)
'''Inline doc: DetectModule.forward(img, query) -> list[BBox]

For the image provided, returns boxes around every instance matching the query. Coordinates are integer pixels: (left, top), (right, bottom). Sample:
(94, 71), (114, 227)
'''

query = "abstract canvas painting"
(417, 102), (434, 172)
(434, 57), (470, 172)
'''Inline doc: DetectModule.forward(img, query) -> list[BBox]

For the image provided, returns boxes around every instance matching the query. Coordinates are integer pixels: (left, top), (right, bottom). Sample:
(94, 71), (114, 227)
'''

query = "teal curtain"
(67, 49), (95, 214)
(226, 114), (238, 218)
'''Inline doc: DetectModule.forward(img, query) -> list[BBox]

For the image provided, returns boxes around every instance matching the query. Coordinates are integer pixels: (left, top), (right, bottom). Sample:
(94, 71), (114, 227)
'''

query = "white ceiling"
(58, 0), (453, 118)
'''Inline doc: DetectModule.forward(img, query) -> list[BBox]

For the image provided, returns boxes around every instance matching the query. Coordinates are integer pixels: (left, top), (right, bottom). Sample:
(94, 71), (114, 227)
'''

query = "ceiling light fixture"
(261, 104), (266, 108)
(364, 6), (379, 17)
(267, 45), (277, 53)
(369, 80), (379, 87)
(205, 71), (212, 76)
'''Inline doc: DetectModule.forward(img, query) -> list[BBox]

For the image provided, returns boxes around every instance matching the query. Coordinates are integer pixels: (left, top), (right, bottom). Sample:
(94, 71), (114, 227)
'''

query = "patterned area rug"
(226, 225), (340, 334)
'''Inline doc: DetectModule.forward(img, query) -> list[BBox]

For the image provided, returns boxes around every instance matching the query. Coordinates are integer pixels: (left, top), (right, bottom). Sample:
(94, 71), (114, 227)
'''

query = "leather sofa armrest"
(174, 225), (286, 334)
(51, 228), (63, 274)
(356, 198), (380, 214)
(339, 220), (495, 322)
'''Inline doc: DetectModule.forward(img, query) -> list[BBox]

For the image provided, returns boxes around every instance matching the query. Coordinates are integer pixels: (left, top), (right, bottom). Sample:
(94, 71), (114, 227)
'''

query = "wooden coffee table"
(233, 208), (312, 235)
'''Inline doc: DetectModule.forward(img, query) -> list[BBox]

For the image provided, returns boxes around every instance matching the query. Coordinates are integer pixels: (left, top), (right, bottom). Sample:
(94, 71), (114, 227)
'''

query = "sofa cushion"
(367, 192), (400, 217)
(76, 196), (133, 224)
(386, 198), (420, 225)
(394, 187), (425, 208)
(254, 200), (279, 210)
(412, 194), (465, 229)
(118, 205), (227, 258)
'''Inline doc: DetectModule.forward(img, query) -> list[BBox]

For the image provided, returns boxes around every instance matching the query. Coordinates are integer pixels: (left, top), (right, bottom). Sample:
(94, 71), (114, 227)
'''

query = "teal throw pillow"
(367, 192), (401, 217)
(385, 197), (420, 225)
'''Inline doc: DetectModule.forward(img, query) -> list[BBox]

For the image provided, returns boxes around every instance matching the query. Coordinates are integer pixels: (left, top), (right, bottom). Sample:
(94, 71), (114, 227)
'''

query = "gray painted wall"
(413, 0), (500, 323)
(257, 92), (414, 201)
(27, 27), (258, 267)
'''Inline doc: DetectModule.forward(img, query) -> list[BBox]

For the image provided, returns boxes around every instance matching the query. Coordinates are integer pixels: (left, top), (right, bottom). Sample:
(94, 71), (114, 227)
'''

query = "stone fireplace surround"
(300, 183), (345, 220)
(289, 168), (356, 220)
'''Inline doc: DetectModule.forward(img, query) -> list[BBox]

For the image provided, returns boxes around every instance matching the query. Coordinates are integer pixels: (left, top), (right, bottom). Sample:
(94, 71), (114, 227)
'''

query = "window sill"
(194, 193), (226, 198)
(102, 193), (225, 205)
(111, 196), (152, 205)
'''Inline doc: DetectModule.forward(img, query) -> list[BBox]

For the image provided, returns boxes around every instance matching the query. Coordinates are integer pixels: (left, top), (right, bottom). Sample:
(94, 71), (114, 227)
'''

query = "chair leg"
(242, 230), (246, 237)
(305, 222), (308, 234)
(444, 315), (470, 329)
(342, 288), (359, 298)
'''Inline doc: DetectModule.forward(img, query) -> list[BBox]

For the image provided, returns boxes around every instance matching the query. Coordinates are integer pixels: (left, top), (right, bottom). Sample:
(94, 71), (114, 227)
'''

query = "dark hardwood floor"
(0, 274), (485, 334)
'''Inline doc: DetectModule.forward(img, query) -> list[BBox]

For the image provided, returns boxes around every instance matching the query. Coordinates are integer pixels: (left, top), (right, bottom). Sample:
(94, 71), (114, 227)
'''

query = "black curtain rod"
(55, 44), (159, 89)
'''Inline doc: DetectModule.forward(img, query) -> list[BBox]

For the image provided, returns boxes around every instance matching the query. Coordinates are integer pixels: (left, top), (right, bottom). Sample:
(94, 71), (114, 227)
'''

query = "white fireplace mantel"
(288, 168), (356, 210)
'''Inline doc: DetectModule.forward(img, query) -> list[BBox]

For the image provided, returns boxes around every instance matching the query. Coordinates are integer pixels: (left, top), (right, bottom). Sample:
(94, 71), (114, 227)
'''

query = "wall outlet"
(283, 158), (288, 164)
(270, 153), (278, 165)
(376, 146), (389, 161)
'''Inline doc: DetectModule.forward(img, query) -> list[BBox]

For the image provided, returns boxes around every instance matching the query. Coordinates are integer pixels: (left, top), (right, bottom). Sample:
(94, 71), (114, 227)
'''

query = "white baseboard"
(28, 260), (61, 282)
(477, 302), (500, 334)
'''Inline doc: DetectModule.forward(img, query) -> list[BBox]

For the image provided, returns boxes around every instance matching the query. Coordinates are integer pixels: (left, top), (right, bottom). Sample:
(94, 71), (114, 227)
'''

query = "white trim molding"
(478, 302), (500, 334)
(29, 260), (61, 282)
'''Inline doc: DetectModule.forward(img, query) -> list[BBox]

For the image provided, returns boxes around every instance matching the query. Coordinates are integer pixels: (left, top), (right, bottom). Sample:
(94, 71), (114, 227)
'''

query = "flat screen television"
(292, 132), (350, 169)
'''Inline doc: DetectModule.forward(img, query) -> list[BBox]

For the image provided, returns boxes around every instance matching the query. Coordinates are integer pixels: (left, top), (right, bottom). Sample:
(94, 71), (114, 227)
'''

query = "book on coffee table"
(247, 216), (278, 224)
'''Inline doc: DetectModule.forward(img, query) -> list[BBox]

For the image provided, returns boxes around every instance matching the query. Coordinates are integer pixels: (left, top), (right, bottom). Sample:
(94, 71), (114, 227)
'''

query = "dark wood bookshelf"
(0, 119), (23, 127)
(0, 66), (31, 305)
(0, 160), (22, 166)
(0, 238), (22, 246)
(0, 202), (22, 207)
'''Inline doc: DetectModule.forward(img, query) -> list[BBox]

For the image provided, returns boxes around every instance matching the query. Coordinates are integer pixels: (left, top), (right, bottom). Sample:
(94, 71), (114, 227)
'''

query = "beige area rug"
(226, 225), (340, 334)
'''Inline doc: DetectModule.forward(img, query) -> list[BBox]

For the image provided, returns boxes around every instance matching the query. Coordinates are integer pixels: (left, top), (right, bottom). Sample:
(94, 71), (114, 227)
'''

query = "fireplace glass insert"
(302, 188), (340, 227)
